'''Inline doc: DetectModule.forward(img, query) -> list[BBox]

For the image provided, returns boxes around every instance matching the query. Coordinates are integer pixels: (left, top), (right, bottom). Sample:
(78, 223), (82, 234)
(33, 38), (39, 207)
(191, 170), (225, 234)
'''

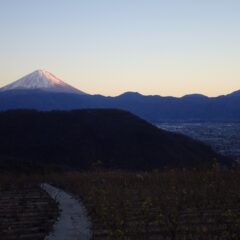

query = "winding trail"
(41, 183), (92, 240)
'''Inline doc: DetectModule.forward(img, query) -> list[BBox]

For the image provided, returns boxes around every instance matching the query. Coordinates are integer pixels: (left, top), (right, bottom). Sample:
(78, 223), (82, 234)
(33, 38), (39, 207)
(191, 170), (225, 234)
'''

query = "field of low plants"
(0, 174), (58, 240)
(1, 169), (240, 239)
(48, 169), (240, 240)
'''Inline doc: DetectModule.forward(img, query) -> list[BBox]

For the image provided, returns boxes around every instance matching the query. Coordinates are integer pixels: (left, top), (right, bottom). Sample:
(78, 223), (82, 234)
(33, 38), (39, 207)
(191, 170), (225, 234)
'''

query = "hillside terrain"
(0, 109), (226, 170)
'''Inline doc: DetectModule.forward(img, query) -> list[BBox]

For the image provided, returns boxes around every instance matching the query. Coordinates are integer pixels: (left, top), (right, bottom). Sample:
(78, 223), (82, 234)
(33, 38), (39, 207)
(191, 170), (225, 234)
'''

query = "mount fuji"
(0, 70), (93, 111)
(0, 70), (86, 94)
(0, 70), (240, 122)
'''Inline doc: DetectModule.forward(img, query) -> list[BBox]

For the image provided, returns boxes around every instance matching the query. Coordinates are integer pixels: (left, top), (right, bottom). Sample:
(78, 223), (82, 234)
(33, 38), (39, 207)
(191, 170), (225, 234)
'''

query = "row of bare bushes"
(46, 169), (240, 239)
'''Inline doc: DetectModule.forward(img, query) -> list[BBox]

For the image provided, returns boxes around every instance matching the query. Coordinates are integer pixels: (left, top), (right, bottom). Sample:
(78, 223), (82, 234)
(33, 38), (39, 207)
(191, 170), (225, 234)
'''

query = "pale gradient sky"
(0, 0), (240, 97)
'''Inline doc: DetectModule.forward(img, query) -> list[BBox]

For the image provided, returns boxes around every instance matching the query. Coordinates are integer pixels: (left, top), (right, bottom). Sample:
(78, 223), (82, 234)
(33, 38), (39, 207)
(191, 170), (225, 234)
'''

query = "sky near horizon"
(0, 0), (240, 97)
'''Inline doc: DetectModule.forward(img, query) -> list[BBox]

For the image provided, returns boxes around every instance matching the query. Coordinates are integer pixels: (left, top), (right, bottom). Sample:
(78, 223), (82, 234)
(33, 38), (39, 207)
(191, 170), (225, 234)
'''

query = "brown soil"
(0, 186), (59, 240)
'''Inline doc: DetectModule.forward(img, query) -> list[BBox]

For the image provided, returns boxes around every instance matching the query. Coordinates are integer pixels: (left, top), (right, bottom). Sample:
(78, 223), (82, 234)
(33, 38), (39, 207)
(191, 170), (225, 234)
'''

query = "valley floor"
(157, 122), (240, 159)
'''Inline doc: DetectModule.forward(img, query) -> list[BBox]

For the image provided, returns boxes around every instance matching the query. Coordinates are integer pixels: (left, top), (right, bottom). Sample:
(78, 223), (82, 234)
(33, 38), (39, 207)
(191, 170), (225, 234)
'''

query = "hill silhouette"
(0, 109), (228, 170)
(0, 90), (240, 122)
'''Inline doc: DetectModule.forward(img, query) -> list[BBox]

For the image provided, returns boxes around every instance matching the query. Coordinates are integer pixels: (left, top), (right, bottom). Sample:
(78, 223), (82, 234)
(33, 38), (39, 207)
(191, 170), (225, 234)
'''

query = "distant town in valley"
(157, 122), (240, 161)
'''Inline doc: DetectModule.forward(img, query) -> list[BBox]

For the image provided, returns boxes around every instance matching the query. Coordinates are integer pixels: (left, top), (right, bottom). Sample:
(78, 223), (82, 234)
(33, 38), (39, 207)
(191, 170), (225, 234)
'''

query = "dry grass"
(1, 169), (240, 239)
(0, 174), (59, 240)
(47, 169), (240, 240)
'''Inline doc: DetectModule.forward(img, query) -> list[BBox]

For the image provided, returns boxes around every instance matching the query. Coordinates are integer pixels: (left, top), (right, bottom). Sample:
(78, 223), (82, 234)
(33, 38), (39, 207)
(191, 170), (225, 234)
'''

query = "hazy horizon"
(1, 0), (240, 97)
(0, 68), (238, 98)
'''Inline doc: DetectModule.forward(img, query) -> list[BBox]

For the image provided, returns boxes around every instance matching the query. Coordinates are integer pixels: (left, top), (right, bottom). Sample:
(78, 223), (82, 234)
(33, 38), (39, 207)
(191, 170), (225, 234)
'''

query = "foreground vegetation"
(47, 169), (240, 240)
(1, 169), (240, 239)
(0, 175), (58, 240)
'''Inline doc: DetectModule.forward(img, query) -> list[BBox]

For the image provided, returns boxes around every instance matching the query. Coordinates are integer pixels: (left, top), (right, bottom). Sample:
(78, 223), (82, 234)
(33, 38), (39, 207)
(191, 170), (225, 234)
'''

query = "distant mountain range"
(0, 70), (240, 122)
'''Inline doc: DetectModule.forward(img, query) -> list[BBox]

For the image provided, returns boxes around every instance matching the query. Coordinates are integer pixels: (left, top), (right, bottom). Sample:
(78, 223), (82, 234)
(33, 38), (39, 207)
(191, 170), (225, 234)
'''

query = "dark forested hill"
(0, 110), (228, 170)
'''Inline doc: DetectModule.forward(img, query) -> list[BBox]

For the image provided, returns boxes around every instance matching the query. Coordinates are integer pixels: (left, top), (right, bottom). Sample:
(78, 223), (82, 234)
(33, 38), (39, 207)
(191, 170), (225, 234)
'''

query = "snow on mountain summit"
(0, 70), (86, 94)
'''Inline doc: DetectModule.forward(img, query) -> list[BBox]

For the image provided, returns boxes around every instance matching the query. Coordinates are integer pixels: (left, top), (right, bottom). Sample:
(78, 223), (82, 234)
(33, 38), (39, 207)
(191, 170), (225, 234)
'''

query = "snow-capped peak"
(0, 70), (86, 94)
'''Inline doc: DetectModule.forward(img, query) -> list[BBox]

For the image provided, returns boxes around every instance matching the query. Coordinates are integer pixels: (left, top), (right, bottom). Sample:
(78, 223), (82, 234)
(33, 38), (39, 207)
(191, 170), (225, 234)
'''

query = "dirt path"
(41, 183), (92, 240)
